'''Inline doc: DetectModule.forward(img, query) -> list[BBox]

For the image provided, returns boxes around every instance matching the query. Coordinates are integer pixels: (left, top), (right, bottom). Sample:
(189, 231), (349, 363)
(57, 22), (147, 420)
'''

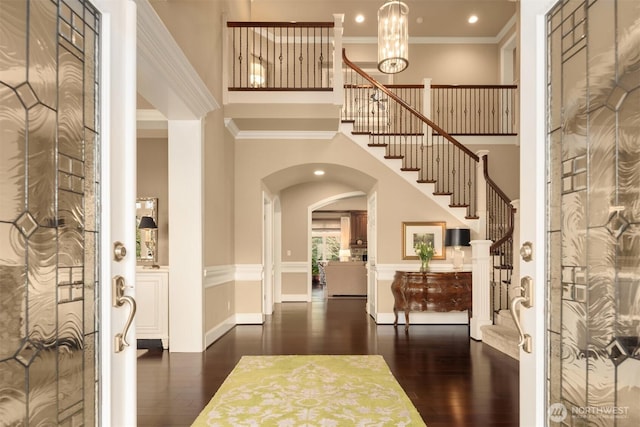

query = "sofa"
(323, 261), (367, 297)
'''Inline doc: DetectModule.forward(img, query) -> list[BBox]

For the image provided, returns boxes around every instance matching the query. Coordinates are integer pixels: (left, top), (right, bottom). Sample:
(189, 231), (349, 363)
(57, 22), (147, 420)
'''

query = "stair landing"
(481, 310), (520, 360)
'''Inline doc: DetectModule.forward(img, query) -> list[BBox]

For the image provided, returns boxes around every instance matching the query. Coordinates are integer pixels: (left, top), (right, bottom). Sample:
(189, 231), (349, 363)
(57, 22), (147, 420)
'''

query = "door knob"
(113, 241), (127, 262)
(520, 241), (533, 262)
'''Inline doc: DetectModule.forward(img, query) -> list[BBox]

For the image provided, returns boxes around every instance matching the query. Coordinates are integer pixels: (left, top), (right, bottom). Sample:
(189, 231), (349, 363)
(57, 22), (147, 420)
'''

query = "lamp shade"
(138, 216), (158, 229)
(377, 0), (409, 74)
(445, 228), (471, 247)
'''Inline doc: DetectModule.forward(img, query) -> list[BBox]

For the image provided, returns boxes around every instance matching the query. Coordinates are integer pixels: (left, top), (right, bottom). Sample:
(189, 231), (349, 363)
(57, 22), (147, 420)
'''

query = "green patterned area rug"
(192, 355), (426, 426)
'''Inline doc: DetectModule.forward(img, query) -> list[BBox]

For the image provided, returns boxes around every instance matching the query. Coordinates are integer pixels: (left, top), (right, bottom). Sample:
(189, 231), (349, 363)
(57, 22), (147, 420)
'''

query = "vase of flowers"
(415, 241), (434, 272)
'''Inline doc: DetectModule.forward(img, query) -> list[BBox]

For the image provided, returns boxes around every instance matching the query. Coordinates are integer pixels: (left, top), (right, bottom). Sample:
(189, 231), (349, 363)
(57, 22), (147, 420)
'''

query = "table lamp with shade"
(138, 215), (159, 268)
(445, 228), (471, 270)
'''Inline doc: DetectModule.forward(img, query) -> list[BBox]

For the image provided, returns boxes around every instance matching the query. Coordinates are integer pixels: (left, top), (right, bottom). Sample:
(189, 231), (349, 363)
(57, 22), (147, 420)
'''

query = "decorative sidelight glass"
(546, 0), (640, 425)
(0, 0), (101, 424)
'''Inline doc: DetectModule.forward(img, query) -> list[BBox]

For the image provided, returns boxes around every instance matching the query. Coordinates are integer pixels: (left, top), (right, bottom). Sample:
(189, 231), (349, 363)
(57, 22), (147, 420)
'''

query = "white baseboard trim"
(235, 313), (264, 324)
(377, 311), (468, 325)
(204, 315), (235, 348)
(281, 294), (310, 302)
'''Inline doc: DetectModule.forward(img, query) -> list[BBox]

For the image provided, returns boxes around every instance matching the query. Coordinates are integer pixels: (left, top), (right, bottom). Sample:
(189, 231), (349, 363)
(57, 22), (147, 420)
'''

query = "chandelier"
(377, 0), (409, 74)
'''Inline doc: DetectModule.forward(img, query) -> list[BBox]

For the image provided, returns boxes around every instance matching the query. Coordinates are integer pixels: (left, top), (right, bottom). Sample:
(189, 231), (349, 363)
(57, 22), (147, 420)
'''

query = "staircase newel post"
(422, 78), (432, 137)
(470, 240), (493, 340)
(333, 14), (344, 106)
(475, 150), (489, 238)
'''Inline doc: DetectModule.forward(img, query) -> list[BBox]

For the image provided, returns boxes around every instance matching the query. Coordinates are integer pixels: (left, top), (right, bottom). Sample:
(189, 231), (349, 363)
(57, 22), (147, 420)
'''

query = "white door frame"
(263, 192), (274, 315)
(98, 0), (218, 422)
(519, 0), (557, 425)
(96, 1), (138, 425)
(366, 191), (377, 318)
(306, 191), (367, 301)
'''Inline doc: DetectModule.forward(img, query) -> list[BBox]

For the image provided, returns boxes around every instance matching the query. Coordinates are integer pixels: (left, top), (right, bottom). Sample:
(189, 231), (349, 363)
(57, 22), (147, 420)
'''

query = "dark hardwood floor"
(137, 285), (519, 426)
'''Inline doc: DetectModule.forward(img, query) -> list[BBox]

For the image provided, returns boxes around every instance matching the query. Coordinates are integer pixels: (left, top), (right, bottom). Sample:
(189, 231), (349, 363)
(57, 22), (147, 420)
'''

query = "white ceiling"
(249, 0), (517, 39)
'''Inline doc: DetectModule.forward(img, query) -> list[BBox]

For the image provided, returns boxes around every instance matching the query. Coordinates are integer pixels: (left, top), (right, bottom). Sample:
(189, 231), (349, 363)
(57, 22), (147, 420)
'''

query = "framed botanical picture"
(402, 221), (446, 260)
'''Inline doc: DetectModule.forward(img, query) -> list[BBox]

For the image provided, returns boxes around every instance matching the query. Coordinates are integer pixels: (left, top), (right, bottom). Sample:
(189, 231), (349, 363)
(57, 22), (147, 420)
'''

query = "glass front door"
(0, 0), (101, 424)
(546, 1), (640, 425)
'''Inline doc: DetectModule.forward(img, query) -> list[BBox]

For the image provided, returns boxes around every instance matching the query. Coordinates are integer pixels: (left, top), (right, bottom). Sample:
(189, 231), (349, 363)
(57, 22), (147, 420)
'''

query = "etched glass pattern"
(0, 1), (101, 425)
(546, 1), (640, 426)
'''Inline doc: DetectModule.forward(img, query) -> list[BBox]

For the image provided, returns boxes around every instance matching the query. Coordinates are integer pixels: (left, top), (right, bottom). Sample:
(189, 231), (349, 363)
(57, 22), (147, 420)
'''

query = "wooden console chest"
(391, 271), (472, 331)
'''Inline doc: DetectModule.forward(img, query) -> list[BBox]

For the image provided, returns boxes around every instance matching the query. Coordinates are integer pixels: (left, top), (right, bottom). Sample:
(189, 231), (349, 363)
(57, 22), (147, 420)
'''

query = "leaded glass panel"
(546, 0), (640, 425)
(0, 0), (101, 424)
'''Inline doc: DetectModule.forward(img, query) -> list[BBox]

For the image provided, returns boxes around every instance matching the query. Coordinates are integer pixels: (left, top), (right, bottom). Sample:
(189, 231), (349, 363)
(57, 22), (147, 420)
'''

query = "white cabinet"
(136, 268), (169, 349)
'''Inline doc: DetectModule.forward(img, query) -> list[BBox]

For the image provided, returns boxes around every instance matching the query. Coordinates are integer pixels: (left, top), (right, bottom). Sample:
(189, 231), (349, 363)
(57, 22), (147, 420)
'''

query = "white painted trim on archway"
(263, 192), (274, 316)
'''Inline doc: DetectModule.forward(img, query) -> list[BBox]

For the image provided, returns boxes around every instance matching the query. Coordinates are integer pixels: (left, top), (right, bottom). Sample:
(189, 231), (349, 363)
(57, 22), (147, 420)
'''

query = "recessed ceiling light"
(468, 15), (478, 24)
(355, 14), (365, 23)
(314, 170), (325, 176)
(416, 17), (423, 24)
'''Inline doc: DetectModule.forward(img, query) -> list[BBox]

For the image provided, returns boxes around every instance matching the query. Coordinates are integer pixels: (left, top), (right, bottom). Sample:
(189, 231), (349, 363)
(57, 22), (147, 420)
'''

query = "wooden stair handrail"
(342, 49), (479, 162)
(483, 154), (516, 252)
(432, 84), (518, 89)
(227, 21), (335, 28)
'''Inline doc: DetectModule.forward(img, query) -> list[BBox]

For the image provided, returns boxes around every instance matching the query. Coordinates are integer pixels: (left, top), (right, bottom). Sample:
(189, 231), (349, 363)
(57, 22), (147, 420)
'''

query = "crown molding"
(345, 36), (497, 45)
(224, 119), (337, 140)
(134, 0), (218, 119)
(496, 15), (517, 43)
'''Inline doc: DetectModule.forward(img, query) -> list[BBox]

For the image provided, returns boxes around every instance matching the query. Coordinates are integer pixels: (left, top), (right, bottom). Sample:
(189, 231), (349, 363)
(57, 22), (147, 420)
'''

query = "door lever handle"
(510, 295), (531, 353)
(113, 275), (137, 353)
(510, 276), (533, 353)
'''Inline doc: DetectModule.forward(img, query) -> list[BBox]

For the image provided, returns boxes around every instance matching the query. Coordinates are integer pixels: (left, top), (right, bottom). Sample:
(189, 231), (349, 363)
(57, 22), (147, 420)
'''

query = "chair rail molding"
(235, 264), (263, 281)
(204, 265), (235, 288)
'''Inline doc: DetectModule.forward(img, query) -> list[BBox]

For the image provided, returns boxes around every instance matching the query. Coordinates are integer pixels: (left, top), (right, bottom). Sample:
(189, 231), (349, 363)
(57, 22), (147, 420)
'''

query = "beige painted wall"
(137, 138), (169, 265)
(320, 197), (367, 211)
(282, 273), (306, 295)
(281, 181), (360, 262)
(235, 281), (262, 314)
(344, 42), (501, 84)
(150, 2), (519, 323)
(473, 143), (520, 201)
(236, 134), (470, 267)
(205, 282), (235, 331)
(151, 1), (245, 268)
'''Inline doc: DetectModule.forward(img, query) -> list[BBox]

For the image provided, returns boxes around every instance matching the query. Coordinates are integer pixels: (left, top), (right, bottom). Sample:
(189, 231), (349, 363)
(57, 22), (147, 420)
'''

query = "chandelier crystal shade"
(377, 0), (409, 74)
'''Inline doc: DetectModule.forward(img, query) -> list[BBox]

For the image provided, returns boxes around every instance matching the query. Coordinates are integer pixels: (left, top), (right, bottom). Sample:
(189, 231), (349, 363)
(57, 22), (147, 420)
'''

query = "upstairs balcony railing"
(227, 21), (334, 91)
(431, 85), (518, 135)
(223, 21), (517, 312)
(342, 50), (480, 219)
(224, 20), (518, 137)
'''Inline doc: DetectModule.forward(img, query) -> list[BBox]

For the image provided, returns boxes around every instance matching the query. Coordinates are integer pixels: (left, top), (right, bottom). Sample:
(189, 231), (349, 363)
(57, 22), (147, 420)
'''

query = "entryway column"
(470, 239), (492, 340)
